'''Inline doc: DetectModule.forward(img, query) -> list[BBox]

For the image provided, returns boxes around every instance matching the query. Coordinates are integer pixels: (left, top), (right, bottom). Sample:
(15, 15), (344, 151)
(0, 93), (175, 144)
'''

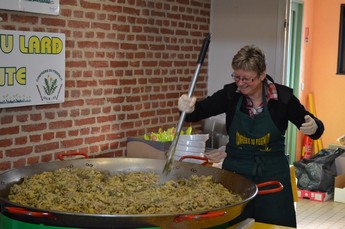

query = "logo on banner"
(36, 69), (63, 102)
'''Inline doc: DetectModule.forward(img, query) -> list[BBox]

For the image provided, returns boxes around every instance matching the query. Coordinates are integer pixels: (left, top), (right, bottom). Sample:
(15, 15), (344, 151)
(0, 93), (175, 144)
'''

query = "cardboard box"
(297, 189), (333, 202)
(335, 152), (345, 175)
(334, 174), (345, 203)
(126, 136), (171, 160)
(334, 149), (345, 203)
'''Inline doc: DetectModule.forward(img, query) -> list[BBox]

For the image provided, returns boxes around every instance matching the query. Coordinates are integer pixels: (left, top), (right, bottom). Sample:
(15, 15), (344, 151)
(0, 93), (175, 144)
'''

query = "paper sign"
(0, 0), (59, 15)
(0, 30), (65, 108)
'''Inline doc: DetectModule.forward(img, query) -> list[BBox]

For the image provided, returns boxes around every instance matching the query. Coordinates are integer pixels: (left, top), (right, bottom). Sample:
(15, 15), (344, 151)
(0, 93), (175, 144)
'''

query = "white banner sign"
(0, 0), (59, 15)
(0, 30), (65, 108)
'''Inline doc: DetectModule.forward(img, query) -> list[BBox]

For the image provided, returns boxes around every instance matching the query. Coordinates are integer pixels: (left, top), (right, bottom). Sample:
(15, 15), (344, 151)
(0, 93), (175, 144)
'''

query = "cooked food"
(8, 168), (242, 215)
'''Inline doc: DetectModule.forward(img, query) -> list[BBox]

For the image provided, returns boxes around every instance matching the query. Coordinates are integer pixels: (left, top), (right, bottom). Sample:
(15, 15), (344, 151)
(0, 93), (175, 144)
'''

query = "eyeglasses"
(231, 73), (257, 83)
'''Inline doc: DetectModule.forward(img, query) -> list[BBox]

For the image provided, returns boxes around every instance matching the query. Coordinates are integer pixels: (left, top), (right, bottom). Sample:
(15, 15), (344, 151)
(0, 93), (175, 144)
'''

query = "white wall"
(208, 0), (288, 97)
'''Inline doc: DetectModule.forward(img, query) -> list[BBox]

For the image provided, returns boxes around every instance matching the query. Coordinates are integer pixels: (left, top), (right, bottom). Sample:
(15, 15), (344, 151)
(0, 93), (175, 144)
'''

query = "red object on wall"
(305, 27), (309, 43)
(302, 135), (313, 159)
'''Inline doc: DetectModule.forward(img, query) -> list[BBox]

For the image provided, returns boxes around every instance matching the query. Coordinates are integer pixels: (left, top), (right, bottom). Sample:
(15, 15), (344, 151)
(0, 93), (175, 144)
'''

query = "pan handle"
(57, 152), (89, 161)
(179, 155), (209, 165)
(174, 211), (226, 223)
(257, 181), (283, 195)
(4, 207), (54, 218)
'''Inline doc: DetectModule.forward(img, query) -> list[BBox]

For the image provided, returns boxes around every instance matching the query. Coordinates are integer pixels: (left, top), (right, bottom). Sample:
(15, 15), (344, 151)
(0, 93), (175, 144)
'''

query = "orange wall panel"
(298, 0), (345, 159)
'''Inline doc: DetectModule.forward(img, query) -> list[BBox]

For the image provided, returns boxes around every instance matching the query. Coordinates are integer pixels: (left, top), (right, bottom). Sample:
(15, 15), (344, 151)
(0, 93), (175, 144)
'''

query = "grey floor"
(296, 198), (345, 229)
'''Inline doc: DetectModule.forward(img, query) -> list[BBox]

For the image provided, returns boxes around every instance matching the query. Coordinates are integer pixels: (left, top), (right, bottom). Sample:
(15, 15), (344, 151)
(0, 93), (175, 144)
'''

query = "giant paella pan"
(0, 156), (282, 229)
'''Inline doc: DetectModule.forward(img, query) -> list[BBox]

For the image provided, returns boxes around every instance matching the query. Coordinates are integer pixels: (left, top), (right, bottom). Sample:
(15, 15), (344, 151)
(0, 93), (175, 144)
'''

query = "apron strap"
(252, 156), (264, 177)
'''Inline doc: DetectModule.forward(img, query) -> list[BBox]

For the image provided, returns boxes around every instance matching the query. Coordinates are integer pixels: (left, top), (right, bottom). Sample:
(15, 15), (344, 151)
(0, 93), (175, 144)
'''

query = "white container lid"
(178, 134), (209, 142)
(177, 139), (206, 148)
(175, 145), (205, 153)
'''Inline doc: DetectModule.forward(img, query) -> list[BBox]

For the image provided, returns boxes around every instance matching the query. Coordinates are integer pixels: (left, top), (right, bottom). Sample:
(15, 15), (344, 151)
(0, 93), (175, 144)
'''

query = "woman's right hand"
(178, 94), (196, 113)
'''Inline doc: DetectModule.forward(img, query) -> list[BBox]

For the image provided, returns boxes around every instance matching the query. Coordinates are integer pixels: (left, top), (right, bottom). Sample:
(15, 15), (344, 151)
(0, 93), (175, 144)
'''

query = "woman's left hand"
(204, 146), (227, 163)
(300, 115), (317, 135)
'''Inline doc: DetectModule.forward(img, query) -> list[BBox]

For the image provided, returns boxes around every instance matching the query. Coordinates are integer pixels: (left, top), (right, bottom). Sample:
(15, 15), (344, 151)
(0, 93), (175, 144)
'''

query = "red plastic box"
(298, 189), (333, 202)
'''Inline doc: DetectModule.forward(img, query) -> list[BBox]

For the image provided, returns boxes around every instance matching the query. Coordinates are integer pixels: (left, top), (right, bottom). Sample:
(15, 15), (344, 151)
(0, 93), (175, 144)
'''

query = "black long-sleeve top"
(185, 77), (324, 140)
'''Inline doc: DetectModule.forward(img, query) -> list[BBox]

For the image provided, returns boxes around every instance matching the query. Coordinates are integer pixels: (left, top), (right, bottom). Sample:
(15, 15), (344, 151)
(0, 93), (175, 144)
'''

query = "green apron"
(223, 95), (296, 228)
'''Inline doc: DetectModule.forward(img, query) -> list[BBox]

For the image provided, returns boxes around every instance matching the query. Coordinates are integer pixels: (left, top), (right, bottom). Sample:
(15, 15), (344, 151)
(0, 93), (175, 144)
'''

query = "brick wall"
(0, 0), (210, 172)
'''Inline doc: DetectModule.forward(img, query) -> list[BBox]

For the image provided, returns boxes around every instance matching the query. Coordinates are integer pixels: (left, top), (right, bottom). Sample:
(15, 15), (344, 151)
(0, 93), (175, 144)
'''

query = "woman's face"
(232, 69), (265, 96)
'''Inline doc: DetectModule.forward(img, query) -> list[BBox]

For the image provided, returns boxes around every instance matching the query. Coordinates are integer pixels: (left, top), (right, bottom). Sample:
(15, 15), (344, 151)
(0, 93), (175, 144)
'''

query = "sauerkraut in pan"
(8, 168), (242, 214)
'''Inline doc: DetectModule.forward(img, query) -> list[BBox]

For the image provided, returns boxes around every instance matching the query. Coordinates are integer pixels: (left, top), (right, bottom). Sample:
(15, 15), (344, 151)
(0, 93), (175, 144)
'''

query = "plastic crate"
(298, 189), (333, 202)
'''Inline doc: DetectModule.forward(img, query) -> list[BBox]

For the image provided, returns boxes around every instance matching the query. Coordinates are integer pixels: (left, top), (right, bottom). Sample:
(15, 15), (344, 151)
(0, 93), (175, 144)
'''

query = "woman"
(178, 45), (324, 227)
